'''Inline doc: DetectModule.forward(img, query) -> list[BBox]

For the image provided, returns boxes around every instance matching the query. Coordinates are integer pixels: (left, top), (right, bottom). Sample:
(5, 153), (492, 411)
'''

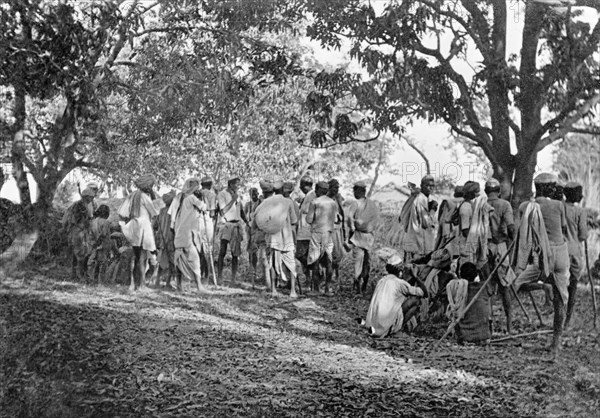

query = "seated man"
(362, 255), (428, 338)
(404, 248), (456, 326)
(447, 262), (493, 345)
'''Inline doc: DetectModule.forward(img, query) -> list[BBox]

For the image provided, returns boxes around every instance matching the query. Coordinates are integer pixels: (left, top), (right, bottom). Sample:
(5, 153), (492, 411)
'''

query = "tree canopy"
(0, 0), (305, 219)
(302, 0), (600, 205)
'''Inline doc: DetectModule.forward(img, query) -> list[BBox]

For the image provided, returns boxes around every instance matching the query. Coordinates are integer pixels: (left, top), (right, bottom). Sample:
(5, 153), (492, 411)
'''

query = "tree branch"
(570, 127), (600, 135)
(416, 0), (491, 61)
(300, 130), (381, 149)
(402, 135), (430, 175)
(536, 93), (600, 151)
(75, 159), (105, 170)
(458, 0), (492, 59)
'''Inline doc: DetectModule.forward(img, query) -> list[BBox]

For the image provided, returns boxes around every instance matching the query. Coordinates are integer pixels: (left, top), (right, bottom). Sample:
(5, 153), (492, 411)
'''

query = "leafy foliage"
(0, 0), (307, 214)
(301, 0), (600, 203)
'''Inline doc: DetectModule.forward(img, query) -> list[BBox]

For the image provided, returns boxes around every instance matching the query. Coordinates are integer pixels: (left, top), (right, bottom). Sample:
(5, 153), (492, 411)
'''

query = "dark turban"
(135, 174), (156, 190)
(463, 181), (480, 196)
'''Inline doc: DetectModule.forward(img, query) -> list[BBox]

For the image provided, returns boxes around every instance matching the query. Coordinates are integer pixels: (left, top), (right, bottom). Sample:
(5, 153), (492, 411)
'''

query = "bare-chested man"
(347, 181), (381, 295)
(306, 181), (337, 295)
(296, 175), (316, 287)
(254, 181), (298, 297)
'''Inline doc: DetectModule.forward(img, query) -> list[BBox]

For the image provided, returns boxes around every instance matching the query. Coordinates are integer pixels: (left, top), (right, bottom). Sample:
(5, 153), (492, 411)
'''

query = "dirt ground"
(1, 263), (600, 417)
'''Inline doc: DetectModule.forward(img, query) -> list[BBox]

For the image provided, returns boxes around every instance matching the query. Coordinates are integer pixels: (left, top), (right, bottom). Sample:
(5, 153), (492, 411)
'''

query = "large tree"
(302, 0), (600, 206)
(0, 0), (302, 224)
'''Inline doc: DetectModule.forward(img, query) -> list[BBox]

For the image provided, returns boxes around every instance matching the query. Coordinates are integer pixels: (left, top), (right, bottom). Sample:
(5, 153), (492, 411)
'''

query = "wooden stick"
(510, 284), (531, 322)
(435, 239), (517, 347)
(202, 213), (218, 287)
(584, 239), (597, 329)
(528, 291), (545, 326)
(490, 329), (552, 344)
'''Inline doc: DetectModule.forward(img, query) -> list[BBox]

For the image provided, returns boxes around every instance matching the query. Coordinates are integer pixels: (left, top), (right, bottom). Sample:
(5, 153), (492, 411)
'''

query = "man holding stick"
(484, 178), (517, 333)
(199, 177), (217, 281)
(513, 173), (570, 354)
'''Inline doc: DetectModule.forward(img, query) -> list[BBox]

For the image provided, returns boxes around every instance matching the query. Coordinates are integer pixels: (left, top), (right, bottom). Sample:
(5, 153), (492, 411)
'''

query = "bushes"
(0, 198), (25, 254)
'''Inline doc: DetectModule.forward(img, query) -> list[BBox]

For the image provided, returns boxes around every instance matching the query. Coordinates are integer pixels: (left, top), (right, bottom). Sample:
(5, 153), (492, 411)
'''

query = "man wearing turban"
(346, 180), (381, 295)
(198, 177), (217, 280)
(306, 181), (337, 294)
(514, 172), (570, 354)
(399, 175), (438, 262)
(153, 190), (177, 288)
(483, 178), (516, 333)
(295, 175), (316, 287)
(168, 178), (207, 292)
(118, 174), (159, 291)
(254, 179), (299, 297)
(457, 181), (493, 271)
(562, 181), (588, 328)
(363, 255), (428, 337)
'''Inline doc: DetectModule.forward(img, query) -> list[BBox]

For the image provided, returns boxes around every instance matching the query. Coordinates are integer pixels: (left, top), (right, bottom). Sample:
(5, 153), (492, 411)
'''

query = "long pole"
(436, 239), (517, 347)
(584, 239), (597, 328)
(202, 212), (218, 287)
(510, 284), (531, 322)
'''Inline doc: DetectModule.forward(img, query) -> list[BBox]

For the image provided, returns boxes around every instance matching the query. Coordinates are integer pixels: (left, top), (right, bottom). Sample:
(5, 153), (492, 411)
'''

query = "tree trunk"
(492, 160), (515, 203)
(11, 85), (33, 221)
(34, 173), (64, 225)
(511, 153), (537, 209)
(368, 140), (385, 197)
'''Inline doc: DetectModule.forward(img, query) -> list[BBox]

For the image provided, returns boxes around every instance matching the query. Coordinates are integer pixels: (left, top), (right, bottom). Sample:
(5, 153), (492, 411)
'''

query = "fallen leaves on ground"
(1, 268), (599, 417)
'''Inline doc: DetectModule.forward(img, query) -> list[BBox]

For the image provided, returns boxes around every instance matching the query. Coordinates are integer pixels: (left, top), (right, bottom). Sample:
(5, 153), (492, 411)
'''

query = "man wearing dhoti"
(346, 181), (381, 295)
(118, 174), (159, 291)
(169, 178), (207, 292)
(399, 175), (438, 262)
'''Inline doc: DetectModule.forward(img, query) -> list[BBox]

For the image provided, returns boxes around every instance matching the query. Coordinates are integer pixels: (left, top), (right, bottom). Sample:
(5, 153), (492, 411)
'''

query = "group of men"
(81, 173), (382, 296)
(396, 173), (589, 351)
(64, 170), (590, 351)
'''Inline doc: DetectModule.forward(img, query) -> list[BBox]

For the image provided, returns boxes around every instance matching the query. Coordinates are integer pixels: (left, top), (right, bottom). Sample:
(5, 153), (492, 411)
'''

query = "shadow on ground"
(1, 270), (599, 417)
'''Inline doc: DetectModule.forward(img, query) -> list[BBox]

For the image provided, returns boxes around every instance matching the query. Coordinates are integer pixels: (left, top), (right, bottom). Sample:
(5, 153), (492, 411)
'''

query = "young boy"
(453, 262), (493, 344)
(87, 205), (112, 284)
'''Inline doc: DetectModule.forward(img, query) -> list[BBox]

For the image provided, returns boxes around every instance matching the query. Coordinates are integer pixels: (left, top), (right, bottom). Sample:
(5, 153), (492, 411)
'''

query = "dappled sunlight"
(3, 272), (599, 416)
(3, 274), (493, 394)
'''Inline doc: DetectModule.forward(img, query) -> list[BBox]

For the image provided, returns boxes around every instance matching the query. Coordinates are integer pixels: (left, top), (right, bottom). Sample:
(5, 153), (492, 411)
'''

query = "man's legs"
(87, 250), (98, 283)
(131, 246), (143, 291)
(550, 244), (570, 352)
(402, 297), (421, 330)
(498, 284), (512, 333)
(190, 248), (204, 291)
(231, 254), (239, 283)
(296, 240), (311, 290)
(284, 258), (298, 298)
(310, 260), (320, 292)
(564, 254), (582, 328)
(352, 246), (365, 294)
(217, 239), (229, 284)
(200, 251), (209, 281)
(361, 250), (371, 294)
(551, 282), (565, 352)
